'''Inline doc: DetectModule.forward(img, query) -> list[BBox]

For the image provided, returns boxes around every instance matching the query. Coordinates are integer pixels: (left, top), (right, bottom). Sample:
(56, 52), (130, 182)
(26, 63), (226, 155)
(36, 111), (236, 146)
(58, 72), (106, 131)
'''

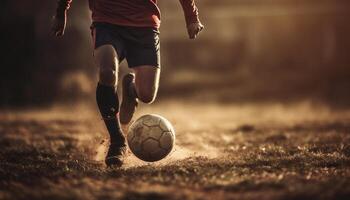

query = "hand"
(51, 13), (67, 37)
(187, 22), (204, 39)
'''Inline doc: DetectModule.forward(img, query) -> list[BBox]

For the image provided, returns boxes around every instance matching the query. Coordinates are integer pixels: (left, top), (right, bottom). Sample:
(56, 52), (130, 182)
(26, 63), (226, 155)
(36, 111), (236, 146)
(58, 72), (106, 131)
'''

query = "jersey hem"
(92, 17), (161, 29)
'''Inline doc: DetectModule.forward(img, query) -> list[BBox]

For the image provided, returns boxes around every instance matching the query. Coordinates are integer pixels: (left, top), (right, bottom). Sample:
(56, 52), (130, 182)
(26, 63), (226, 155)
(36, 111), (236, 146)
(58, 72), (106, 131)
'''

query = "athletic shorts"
(91, 22), (161, 68)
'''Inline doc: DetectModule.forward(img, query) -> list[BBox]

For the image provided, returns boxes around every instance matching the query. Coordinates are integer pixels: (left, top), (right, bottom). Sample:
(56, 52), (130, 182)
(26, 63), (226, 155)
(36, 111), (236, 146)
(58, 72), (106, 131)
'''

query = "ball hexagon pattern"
(127, 114), (175, 162)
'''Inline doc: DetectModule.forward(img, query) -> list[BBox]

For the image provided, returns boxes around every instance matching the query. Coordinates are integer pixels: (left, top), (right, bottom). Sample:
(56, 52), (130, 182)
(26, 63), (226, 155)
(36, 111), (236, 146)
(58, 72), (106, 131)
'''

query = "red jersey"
(58, 0), (199, 28)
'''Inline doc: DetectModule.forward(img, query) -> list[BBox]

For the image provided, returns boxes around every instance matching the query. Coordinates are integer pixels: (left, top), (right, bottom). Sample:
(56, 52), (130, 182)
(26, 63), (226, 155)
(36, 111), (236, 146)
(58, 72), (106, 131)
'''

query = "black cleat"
(105, 143), (126, 168)
(120, 73), (138, 126)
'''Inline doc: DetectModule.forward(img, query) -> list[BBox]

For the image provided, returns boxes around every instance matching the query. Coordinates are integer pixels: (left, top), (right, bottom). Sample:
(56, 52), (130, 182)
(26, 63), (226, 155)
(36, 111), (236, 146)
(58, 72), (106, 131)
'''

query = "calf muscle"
(133, 65), (160, 104)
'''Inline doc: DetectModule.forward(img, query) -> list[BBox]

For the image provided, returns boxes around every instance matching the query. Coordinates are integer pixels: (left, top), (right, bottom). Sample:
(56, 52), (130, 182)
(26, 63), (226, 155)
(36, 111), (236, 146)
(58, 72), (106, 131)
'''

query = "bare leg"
(133, 65), (160, 104)
(119, 65), (160, 127)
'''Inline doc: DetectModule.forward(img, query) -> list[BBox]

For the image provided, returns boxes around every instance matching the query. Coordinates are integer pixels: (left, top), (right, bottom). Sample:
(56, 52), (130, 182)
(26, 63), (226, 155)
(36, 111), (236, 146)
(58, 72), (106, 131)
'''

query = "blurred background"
(1, 0), (350, 108)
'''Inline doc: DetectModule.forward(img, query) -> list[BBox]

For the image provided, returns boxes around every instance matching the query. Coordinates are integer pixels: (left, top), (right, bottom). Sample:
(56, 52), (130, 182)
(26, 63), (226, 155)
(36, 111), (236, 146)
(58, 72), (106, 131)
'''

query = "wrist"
(186, 16), (200, 27)
(56, 0), (70, 18)
(55, 11), (66, 20)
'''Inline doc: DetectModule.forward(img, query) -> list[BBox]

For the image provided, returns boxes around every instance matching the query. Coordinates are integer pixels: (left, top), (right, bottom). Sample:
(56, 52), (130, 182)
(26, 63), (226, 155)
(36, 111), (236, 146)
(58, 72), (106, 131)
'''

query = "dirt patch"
(1, 102), (350, 199)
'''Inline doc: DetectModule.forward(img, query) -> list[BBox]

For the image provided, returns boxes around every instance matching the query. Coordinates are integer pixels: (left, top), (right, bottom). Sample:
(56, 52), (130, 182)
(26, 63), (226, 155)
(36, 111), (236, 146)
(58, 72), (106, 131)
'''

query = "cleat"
(120, 73), (138, 125)
(105, 143), (126, 168)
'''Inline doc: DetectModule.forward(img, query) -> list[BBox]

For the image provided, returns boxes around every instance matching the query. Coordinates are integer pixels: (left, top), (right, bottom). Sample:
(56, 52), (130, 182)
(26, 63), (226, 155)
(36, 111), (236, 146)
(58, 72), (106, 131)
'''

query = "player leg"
(134, 65), (160, 104)
(94, 44), (126, 167)
(120, 27), (160, 127)
(119, 65), (160, 127)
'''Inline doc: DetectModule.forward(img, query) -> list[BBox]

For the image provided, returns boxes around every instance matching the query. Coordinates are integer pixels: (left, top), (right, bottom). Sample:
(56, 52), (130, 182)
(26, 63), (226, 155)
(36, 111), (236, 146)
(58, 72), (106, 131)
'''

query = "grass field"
(1, 101), (350, 200)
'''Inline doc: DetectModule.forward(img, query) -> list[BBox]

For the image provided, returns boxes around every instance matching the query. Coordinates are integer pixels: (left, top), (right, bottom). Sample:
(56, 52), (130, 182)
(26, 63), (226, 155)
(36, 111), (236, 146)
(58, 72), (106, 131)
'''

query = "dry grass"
(1, 102), (350, 200)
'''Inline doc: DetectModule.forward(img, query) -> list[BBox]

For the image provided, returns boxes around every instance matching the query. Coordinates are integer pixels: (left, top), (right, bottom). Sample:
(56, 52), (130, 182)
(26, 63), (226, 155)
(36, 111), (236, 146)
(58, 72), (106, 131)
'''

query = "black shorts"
(91, 22), (161, 68)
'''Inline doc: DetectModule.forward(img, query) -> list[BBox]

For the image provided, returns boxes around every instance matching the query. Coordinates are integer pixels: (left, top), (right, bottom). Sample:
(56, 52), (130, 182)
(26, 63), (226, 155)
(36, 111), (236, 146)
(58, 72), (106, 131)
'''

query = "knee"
(137, 89), (156, 104)
(99, 68), (117, 86)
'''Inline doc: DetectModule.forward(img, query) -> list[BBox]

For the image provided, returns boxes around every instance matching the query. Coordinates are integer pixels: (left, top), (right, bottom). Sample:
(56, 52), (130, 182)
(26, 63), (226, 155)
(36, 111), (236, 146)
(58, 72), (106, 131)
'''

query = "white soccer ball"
(127, 114), (175, 162)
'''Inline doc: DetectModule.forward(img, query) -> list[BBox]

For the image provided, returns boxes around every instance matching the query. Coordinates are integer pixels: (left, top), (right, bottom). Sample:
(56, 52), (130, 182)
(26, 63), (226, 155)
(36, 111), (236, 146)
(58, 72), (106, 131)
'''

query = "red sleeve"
(56, 0), (72, 14)
(179, 0), (200, 26)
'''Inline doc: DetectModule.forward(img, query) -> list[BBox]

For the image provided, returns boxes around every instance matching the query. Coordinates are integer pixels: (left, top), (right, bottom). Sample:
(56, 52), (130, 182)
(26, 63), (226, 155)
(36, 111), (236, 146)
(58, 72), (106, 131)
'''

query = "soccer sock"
(96, 83), (125, 146)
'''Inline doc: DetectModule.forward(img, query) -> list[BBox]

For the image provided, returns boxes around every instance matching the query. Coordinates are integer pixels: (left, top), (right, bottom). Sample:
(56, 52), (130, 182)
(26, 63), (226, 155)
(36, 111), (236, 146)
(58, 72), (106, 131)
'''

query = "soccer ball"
(127, 114), (175, 162)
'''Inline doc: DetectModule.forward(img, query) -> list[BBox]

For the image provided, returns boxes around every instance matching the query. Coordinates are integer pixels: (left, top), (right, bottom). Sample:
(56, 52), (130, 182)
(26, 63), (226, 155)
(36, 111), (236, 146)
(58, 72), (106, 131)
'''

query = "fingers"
(51, 27), (62, 37)
(189, 27), (200, 39)
(188, 23), (204, 39)
(51, 25), (64, 37)
(51, 15), (65, 37)
(51, 16), (59, 37)
(55, 30), (64, 37)
(188, 28), (197, 39)
(189, 30), (196, 39)
(55, 27), (64, 37)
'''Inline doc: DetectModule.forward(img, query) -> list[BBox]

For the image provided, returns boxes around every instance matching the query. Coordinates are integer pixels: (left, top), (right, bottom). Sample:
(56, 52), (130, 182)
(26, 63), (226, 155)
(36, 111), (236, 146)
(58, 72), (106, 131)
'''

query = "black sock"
(96, 83), (125, 146)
